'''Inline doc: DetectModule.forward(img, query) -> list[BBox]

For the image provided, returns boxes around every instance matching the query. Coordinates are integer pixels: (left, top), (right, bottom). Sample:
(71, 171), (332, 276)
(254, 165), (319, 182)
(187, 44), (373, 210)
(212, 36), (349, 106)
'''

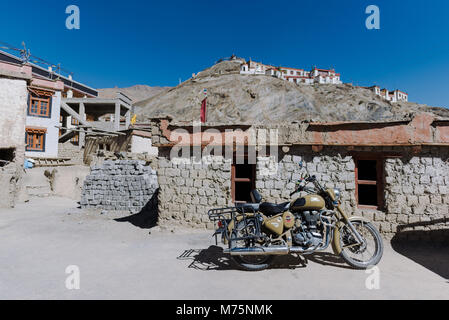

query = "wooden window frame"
(354, 154), (385, 210)
(25, 128), (46, 152)
(71, 117), (79, 125)
(231, 159), (256, 204)
(28, 92), (52, 118)
(71, 133), (79, 144)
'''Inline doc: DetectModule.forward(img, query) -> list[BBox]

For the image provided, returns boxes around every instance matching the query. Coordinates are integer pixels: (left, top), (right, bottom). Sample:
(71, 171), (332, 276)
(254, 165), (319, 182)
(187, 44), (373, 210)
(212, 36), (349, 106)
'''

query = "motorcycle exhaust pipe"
(224, 246), (289, 256)
(224, 246), (314, 256)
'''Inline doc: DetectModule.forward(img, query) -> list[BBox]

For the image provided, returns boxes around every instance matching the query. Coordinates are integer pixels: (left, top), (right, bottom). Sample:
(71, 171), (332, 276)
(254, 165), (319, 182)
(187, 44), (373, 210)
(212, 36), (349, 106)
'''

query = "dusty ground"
(0, 196), (448, 300)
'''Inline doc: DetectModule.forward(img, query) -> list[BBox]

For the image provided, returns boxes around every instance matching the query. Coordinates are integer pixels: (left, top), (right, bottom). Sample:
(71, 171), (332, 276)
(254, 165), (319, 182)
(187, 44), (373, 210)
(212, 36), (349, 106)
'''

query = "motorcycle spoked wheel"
(230, 220), (274, 271)
(339, 221), (383, 269)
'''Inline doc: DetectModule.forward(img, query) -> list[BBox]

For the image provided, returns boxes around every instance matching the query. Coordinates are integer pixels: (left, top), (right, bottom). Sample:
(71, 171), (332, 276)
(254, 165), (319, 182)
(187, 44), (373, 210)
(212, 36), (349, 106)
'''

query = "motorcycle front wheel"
(338, 221), (383, 269)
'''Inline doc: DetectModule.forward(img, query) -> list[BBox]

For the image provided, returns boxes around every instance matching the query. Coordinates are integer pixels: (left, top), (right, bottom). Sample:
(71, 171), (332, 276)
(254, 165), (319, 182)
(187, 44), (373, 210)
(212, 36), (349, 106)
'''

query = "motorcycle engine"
(292, 211), (323, 247)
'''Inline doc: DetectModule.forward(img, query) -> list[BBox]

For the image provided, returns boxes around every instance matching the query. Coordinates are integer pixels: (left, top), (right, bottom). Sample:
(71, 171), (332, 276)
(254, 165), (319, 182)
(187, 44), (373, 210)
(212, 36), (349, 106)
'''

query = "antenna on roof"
(20, 41), (30, 64)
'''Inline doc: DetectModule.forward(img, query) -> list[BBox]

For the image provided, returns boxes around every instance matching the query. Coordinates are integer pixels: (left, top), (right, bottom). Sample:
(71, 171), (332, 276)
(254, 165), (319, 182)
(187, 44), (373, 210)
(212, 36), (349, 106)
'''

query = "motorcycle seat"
(235, 203), (260, 213)
(259, 202), (291, 216)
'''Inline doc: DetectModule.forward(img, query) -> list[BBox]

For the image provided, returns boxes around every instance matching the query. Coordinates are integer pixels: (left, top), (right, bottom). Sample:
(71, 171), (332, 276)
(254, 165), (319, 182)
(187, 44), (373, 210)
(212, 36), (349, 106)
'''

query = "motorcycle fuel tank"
(264, 215), (284, 235)
(290, 195), (325, 211)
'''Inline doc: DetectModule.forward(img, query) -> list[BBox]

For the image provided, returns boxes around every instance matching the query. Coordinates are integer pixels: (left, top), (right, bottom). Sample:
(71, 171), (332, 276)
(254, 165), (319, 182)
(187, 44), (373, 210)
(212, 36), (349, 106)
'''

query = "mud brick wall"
(81, 160), (158, 213)
(156, 155), (232, 229)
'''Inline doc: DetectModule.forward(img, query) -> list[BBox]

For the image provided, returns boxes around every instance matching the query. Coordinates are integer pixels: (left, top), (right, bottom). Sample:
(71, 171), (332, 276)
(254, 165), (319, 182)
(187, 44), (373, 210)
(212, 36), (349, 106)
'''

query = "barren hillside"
(133, 60), (449, 123)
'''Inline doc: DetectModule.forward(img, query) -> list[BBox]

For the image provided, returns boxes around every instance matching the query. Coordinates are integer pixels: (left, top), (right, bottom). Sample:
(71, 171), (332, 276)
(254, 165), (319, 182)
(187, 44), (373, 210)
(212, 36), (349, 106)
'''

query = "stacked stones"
(81, 160), (158, 213)
(157, 156), (232, 229)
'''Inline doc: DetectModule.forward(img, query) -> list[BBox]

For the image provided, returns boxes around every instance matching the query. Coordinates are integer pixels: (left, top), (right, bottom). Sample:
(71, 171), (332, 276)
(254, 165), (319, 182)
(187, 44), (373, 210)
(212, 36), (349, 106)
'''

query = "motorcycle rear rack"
(208, 206), (262, 245)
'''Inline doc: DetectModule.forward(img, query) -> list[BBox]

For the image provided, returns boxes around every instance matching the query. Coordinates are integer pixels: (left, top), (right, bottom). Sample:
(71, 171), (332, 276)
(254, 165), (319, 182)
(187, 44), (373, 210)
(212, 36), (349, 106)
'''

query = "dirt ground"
(0, 196), (448, 300)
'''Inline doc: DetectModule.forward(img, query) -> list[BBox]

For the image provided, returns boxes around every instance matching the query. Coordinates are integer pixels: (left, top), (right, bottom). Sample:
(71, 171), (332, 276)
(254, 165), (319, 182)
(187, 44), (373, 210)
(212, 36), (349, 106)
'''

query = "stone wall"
(81, 160), (158, 213)
(0, 78), (27, 162)
(58, 142), (84, 164)
(156, 155), (232, 228)
(256, 148), (356, 214)
(156, 145), (448, 241)
(255, 146), (449, 240)
(383, 147), (449, 241)
(0, 77), (28, 208)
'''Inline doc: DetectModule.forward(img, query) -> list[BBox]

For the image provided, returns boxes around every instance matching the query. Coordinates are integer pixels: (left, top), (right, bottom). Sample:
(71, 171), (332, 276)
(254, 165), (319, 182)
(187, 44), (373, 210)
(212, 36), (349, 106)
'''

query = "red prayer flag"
(201, 97), (207, 123)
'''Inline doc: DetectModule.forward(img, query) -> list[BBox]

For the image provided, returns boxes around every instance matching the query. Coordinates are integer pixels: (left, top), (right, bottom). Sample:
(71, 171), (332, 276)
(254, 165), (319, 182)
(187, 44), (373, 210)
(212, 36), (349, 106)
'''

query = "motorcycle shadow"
(177, 246), (352, 271)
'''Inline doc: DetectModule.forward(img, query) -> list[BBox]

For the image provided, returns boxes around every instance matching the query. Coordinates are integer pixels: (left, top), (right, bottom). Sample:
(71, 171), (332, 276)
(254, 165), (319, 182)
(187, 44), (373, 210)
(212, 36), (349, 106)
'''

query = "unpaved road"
(0, 197), (448, 299)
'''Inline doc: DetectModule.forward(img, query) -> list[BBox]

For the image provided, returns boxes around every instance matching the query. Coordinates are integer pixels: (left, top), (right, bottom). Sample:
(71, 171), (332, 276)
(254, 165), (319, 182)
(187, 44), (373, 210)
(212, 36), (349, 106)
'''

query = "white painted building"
(366, 85), (408, 103)
(240, 60), (269, 75)
(25, 84), (63, 158)
(0, 49), (100, 159)
(240, 59), (342, 85)
(265, 68), (284, 79)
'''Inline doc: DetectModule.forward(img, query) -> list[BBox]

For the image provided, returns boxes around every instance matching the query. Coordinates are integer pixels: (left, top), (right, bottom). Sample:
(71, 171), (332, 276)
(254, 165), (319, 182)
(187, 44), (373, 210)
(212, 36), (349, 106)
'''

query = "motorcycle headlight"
(333, 188), (341, 201)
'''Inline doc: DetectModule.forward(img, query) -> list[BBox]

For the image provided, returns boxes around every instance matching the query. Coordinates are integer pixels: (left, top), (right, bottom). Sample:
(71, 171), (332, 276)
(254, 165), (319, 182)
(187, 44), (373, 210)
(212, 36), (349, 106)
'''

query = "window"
(231, 160), (256, 203)
(25, 128), (46, 152)
(71, 134), (79, 144)
(355, 157), (384, 209)
(28, 91), (52, 118)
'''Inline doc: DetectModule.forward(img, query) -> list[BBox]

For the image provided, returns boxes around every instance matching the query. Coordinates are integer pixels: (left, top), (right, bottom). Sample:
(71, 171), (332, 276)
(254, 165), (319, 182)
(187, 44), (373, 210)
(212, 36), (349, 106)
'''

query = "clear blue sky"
(1, 0), (448, 108)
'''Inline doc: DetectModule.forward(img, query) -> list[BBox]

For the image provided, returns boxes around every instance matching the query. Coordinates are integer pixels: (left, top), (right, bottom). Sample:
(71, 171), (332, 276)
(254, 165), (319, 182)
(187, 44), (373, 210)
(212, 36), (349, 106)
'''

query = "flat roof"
(0, 50), (98, 97)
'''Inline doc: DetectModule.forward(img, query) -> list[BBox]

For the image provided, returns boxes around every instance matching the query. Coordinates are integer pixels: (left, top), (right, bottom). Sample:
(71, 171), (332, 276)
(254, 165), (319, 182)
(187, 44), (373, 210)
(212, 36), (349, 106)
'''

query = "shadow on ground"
(114, 189), (159, 229)
(177, 246), (353, 271)
(391, 218), (449, 280)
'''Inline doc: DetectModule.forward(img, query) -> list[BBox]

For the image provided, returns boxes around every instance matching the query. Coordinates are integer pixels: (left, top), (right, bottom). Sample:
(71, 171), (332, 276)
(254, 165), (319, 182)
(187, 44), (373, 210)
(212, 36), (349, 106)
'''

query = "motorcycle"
(208, 161), (383, 271)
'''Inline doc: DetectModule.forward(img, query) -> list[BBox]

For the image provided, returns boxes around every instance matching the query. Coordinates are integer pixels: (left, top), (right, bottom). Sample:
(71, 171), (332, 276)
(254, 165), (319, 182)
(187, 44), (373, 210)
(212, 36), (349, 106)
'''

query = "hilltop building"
(240, 59), (342, 85)
(365, 85), (408, 103)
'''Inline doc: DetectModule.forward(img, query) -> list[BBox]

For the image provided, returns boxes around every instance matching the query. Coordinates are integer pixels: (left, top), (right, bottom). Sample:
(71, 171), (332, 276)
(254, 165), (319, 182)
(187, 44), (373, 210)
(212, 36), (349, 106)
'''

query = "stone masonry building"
(149, 114), (449, 241)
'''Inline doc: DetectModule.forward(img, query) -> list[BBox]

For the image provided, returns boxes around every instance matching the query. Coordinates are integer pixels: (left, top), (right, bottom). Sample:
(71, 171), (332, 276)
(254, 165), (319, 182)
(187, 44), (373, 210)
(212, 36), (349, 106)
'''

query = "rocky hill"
(97, 85), (170, 104)
(132, 60), (449, 123)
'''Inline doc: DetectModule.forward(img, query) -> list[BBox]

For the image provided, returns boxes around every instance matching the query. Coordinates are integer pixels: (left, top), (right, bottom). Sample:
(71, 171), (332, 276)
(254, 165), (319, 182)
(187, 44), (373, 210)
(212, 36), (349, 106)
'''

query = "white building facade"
(240, 60), (342, 85)
(366, 86), (408, 102)
(25, 79), (64, 158)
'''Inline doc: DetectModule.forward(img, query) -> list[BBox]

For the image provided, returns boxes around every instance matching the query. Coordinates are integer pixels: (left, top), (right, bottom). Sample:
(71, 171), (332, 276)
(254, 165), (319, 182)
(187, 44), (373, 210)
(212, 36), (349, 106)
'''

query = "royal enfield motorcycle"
(208, 162), (383, 271)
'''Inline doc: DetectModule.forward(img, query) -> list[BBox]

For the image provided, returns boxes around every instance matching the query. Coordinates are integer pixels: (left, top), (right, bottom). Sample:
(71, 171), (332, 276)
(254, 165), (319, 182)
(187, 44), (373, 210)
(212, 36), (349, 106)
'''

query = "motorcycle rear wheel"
(230, 220), (274, 271)
(339, 221), (383, 269)
(231, 255), (275, 271)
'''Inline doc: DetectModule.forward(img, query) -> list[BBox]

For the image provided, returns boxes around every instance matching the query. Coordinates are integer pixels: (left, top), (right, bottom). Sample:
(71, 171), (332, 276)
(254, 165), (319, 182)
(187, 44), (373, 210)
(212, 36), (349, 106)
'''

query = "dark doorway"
(231, 161), (255, 203)
(355, 157), (384, 209)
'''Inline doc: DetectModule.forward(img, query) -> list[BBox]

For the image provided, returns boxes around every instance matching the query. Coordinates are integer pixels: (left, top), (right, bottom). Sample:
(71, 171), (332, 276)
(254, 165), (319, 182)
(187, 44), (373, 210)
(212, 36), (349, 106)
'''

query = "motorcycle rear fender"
(331, 216), (371, 255)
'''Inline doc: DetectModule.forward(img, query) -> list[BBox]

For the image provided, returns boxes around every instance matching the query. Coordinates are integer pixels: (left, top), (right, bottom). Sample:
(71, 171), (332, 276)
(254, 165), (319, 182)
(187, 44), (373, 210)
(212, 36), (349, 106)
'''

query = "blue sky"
(0, 0), (448, 108)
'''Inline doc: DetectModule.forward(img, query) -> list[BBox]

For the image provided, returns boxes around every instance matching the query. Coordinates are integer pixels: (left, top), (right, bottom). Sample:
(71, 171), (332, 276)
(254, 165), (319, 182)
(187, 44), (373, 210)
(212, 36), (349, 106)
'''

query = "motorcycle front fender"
(331, 216), (372, 255)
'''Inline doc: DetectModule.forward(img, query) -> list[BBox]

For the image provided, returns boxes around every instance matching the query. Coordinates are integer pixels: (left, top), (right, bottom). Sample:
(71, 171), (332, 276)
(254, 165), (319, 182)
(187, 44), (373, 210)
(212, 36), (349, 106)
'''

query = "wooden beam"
(60, 102), (92, 128)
